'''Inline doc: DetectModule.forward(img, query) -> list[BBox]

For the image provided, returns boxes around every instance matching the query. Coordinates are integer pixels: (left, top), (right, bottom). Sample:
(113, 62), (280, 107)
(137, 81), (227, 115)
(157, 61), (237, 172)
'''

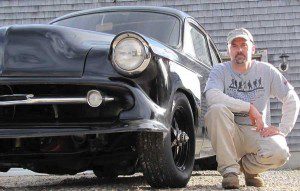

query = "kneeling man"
(204, 28), (300, 189)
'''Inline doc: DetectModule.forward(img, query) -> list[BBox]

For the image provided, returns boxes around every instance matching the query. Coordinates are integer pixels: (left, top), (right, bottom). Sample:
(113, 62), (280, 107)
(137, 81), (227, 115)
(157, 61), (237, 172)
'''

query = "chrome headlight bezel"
(111, 32), (151, 76)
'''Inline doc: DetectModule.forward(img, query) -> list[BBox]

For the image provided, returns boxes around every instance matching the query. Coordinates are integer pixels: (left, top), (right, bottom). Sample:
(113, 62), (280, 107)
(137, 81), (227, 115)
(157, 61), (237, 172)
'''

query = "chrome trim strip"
(0, 97), (87, 106)
(0, 94), (31, 98)
(0, 91), (114, 107)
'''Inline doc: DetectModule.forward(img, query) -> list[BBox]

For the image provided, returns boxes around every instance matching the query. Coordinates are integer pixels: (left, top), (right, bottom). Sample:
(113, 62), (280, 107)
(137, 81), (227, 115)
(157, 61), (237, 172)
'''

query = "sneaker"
(222, 172), (240, 189)
(240, 161), (265, 187)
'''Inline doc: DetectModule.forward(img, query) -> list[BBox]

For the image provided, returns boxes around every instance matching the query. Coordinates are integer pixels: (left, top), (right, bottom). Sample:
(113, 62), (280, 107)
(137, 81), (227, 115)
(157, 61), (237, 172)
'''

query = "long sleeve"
(278, 89), (300, 136)
(206, 88), (250, 113)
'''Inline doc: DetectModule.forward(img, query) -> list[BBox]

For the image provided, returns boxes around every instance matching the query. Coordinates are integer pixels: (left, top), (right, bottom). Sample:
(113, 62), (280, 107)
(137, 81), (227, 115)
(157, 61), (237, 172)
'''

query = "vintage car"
(0, 6), (220, 188)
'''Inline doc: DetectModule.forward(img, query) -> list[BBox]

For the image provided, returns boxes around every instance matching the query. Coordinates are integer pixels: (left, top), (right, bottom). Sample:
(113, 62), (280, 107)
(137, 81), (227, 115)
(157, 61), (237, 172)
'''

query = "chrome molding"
(0, 90), (114, 107)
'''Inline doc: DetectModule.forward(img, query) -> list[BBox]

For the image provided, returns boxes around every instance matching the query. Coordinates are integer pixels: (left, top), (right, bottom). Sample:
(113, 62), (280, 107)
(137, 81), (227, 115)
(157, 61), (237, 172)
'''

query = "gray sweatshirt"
(204, 60), (300, 136)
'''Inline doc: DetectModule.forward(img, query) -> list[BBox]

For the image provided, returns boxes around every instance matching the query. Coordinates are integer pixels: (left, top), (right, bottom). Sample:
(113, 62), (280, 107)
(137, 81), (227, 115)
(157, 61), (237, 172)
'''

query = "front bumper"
(0, 119), (167, 138)
(0, 76), (168, 138)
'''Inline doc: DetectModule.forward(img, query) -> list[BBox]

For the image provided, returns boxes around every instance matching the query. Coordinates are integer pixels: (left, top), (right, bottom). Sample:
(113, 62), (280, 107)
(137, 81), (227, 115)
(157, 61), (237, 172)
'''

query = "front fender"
(156, 58), (202, 118)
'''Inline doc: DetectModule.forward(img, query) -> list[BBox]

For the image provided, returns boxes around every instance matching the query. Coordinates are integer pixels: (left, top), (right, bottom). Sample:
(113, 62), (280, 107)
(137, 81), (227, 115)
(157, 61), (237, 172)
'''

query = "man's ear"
(227, 44), (230, 55)
(252, 44), (256, 54)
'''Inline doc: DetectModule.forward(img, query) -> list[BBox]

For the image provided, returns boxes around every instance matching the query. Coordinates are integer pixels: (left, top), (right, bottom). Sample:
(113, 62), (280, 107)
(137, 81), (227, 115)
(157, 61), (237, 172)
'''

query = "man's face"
(228, 38), (255, 66)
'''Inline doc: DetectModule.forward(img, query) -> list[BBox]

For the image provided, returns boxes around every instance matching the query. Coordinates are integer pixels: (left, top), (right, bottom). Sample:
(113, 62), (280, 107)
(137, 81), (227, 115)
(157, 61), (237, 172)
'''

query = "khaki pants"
(204, 104), (290, 176)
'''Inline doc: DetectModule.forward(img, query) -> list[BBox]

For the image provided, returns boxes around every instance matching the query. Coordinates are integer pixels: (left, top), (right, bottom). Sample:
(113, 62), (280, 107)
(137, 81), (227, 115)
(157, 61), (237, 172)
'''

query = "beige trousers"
(204, 104), (290, 176)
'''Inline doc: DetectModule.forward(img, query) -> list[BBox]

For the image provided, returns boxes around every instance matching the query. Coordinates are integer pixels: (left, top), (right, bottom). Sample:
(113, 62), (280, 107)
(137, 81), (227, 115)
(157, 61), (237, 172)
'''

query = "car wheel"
(138, 92), (195, 188)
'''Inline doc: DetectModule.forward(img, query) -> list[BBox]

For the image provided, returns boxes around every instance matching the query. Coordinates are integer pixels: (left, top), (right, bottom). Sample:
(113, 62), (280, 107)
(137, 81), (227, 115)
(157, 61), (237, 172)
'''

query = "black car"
(0, 6), (220, 188)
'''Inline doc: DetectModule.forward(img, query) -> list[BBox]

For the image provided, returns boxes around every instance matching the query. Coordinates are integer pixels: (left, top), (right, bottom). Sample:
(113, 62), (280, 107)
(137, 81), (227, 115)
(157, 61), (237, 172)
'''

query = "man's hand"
(248, 104), (264, 132)
(260, 126), (284, 137)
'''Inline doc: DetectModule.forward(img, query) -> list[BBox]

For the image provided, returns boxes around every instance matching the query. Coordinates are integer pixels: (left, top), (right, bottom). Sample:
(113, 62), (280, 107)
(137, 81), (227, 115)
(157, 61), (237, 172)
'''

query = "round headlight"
(114, 38), (145, 71)
(111, 33), (151, 76)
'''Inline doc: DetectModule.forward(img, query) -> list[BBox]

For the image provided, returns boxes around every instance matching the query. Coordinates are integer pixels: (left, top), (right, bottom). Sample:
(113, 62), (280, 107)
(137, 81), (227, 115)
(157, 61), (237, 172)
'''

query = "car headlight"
(111, 32), (151, 76)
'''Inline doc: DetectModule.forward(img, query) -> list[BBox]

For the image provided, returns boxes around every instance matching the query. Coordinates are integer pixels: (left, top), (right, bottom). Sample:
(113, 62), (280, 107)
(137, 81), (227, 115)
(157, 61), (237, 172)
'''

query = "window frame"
(52, 10), (184, 49)
(182, 18), (212, 68)
(208, 39), (222, 66)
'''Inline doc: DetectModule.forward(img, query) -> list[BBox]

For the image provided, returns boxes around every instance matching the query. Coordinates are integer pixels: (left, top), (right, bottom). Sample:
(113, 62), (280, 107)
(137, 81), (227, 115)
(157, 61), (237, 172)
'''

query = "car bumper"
(0, 119), (167, 138)
(0, 76), (169, 138)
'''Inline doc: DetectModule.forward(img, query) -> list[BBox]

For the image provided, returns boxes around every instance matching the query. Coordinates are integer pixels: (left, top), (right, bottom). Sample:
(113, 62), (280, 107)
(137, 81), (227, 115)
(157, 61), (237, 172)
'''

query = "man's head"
(227, 28), (255, 66)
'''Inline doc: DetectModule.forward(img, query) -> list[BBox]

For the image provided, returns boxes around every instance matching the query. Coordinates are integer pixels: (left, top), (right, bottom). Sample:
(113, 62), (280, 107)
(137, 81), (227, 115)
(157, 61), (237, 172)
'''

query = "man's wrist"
(245, 102), (251, 113)
(278, 125), (290, 137)
(249, 103), (253, 112)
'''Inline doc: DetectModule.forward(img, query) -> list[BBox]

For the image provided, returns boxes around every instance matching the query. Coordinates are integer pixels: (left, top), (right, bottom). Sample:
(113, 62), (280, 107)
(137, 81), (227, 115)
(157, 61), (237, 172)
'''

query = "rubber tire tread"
(138, 92), (195, 188)
(139, 132), (172, 188)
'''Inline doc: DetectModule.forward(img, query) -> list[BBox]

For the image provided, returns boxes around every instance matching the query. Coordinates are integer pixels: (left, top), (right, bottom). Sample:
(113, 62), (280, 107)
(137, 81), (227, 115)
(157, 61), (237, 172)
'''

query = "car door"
(181, 18), (214, 159)
(198, 39), (223, 158)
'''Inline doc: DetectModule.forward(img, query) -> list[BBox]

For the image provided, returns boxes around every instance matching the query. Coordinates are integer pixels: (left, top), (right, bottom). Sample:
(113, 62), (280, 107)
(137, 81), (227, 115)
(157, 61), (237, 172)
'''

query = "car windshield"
(53, 11), (181, 47)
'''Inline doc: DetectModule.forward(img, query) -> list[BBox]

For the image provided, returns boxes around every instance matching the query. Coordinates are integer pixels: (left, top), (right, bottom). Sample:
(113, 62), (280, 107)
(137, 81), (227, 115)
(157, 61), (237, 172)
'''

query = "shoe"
(240, 161), (265, 187)
(222, 172), (239, 189)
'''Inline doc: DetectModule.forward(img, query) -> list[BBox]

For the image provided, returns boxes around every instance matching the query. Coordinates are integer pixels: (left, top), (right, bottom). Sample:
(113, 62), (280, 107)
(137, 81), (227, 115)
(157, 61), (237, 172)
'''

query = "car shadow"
(2, 173), (226, 190)
(2, 175), (148, 190)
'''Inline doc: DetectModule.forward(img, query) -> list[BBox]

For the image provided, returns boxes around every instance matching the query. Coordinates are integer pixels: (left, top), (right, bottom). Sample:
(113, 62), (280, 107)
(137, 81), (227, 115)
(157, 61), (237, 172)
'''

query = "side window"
(189, 26), (211, 65)
(209, 41), (221, 66)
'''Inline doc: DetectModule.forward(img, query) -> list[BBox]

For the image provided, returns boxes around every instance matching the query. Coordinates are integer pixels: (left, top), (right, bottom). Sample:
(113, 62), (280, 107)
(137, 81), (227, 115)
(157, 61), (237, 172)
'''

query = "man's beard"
(234, 53), (246, 65)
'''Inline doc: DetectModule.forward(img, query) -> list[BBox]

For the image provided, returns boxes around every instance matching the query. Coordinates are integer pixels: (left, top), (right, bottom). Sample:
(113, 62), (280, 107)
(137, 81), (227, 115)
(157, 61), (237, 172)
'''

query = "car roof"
(50, 6), (191, 24)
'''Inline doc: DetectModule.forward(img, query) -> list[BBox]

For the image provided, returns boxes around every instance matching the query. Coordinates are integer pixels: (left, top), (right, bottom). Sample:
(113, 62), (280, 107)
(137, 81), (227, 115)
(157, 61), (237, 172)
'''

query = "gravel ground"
(0, 170), (299, 191)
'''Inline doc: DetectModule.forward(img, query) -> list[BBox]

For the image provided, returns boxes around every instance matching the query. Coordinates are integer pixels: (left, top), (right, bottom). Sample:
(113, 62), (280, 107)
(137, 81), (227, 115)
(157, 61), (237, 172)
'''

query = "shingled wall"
(0, 0), (299, 152)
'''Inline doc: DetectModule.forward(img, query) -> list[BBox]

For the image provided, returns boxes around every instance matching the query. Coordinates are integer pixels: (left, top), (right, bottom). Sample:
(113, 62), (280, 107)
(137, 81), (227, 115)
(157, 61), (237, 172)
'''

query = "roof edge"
(50, 6), (190, 24)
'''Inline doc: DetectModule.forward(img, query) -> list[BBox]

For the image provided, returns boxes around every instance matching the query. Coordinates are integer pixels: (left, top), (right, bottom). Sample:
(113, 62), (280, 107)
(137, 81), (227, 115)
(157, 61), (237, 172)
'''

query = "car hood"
(0, 24), (114, 77)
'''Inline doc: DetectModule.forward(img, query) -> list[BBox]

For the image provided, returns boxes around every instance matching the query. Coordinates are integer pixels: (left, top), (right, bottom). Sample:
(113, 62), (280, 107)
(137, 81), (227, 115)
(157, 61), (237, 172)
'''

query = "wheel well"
(176, 89), (199, 128)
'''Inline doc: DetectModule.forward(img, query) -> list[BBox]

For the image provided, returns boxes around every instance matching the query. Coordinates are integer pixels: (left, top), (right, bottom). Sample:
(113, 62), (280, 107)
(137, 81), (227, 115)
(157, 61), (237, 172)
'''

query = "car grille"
(0, 84), (133, 125)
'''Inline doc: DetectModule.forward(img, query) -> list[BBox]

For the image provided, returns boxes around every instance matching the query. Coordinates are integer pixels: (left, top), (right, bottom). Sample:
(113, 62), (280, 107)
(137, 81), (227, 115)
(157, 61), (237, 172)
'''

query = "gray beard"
(235, 54), (246, 65)
(235, 58), (246, 65)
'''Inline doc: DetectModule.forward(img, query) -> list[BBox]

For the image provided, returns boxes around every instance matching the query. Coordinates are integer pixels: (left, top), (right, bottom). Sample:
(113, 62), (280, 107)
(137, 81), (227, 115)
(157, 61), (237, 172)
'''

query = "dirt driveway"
(0, 170), (299, 190)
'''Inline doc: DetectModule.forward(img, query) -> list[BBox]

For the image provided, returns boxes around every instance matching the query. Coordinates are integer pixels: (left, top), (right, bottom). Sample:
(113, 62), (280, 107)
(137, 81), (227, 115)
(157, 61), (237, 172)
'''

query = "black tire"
(138, 92), (195, 188)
